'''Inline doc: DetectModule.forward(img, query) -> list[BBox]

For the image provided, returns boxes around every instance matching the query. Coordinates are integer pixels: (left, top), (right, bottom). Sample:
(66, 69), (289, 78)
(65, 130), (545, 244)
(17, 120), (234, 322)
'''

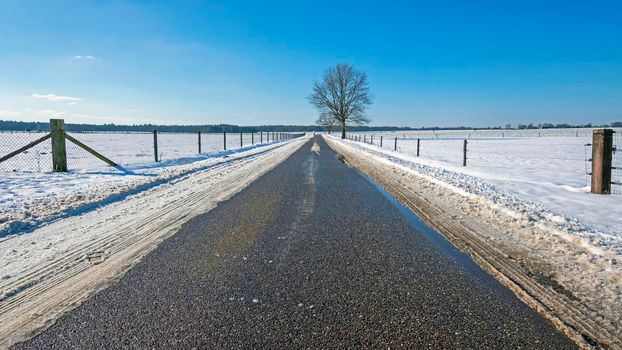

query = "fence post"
(417, 138), (420, 156)
(153, 129), (159, 162)
(591, 129), (614, 194)
(198, 131), (201, 154)
(394, 137), (397, 151)
(371, 135), (374, 144)
(50, 119), (67, 172)
(463, 139), (468, 166)
(240, 131), (243, 148)
(252, 132), (254, 145)
(364, 135), (366, 143)
(223, 131), (227, 150)
(380, 136), (383, 147)
(261, 131), (263, 143)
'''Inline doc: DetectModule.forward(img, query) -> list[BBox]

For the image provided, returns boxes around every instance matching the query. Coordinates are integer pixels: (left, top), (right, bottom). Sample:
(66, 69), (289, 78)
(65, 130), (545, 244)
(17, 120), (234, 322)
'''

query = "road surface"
(13, 136), (575, 349)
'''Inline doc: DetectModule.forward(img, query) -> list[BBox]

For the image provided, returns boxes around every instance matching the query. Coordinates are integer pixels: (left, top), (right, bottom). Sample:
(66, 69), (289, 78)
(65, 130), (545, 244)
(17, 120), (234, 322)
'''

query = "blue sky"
(0, 0), (621, 127)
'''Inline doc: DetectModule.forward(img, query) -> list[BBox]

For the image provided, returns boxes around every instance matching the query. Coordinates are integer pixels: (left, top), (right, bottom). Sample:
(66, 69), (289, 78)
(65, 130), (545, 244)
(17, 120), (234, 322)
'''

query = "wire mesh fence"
(348, 131), (608, 193)
(373, 128), (596, 140)
(1, 129), (302, 173)
(612, 131), (622, 195)
(0, 131), (52, 172)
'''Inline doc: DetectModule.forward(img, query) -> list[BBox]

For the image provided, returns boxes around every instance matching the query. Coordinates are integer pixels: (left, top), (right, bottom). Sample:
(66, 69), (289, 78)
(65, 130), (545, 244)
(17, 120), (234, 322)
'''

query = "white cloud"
(35, 109), (70, 118)
(0, 110), (20, 117)
(32, 93), (83, 103)
(73, 55), (97, 60)
(67, 102), (78, 106)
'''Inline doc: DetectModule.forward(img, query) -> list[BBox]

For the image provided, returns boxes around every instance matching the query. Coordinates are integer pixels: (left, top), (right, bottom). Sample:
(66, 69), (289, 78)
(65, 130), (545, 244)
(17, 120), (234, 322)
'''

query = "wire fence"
(1, 130), (303, 173)
(613, 131), (622, 194)
(375, 128), (597, 140)
(347, 129), (622, 194)
(0, 131), (52, 172)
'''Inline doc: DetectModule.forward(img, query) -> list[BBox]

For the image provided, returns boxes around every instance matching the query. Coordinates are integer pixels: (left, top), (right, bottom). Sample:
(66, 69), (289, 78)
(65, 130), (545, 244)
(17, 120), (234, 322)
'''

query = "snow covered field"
(352, 127), (606, 139)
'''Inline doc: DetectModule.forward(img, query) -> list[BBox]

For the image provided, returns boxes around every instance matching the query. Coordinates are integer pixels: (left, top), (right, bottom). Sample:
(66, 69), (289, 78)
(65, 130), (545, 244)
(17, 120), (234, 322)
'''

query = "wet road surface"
(14, 136), (576, 349)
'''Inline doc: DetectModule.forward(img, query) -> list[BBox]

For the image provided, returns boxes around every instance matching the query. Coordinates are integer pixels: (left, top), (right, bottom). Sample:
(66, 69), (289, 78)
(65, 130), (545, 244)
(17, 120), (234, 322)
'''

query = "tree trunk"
(341, 122), (346, 139)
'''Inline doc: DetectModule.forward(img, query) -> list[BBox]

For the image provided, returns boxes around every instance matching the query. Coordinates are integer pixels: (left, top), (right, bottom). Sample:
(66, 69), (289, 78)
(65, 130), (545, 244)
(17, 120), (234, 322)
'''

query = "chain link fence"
(1, 128), (304, 173)
(0, 131), (52, 172)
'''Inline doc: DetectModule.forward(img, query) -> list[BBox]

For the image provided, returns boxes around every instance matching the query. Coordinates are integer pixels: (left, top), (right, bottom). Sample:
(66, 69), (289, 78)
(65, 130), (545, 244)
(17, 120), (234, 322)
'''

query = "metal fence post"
(417, 138), (420, 156)
(240, 131), (243, 148)
(463, 139), (468, 166)
(261, 131), (263, 143)
(50, 119), (67, 172)
(394, 137), (397, 151)
(198, 131), (201, 154)
(223, 131), (227, 150)
(252, 132), (254, 145)
(591, 129), (614, 194)
(380, 136), (383, 147)
(153, 129), (159, 162)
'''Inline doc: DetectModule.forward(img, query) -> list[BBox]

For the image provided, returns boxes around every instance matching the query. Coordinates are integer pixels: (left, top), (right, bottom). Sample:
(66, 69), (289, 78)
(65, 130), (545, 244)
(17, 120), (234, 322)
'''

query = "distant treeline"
(0, 119), (620, 132)
(517, 122), (621, 129)
(0, 120), (412, 132)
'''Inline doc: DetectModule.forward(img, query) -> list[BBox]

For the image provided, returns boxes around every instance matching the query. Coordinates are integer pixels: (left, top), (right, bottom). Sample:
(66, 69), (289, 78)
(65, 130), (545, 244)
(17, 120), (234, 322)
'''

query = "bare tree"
(316, 113), (337, 134)
(309, 63), (372, 139)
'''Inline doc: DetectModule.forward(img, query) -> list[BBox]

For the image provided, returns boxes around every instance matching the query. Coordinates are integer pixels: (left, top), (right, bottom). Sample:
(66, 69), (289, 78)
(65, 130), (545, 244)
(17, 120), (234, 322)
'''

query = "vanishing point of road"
(14, 136), (576, 349)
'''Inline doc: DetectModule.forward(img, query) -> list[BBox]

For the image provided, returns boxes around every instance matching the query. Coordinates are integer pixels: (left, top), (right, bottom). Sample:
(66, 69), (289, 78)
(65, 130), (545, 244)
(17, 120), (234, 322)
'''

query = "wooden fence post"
(50, 119), (67, 172)
(223, 131), (227, 150)
(152, 129), (159, 162)
(394, 137), (397, 151)
(198, 131), (201, 154)
(591, 129), (614, 194)
(463, 139), (468, 166)
(417, 138), (420, 156)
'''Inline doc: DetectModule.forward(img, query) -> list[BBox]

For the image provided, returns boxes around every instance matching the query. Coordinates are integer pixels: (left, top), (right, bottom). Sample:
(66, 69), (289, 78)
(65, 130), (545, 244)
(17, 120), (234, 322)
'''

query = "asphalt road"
(14, 136), (576, 349)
